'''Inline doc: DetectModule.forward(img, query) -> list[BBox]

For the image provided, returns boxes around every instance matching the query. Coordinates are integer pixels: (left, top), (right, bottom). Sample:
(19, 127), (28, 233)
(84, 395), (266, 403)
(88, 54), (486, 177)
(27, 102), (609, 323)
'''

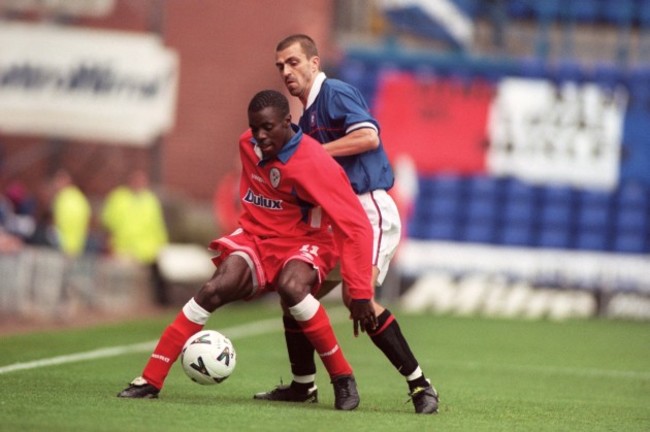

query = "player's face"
(275, 42), (319, 104)
(248, 106), (291, 159)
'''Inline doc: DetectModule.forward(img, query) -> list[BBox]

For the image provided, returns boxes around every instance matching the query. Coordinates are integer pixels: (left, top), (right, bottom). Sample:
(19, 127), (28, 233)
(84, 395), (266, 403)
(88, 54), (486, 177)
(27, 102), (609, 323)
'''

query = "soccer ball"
(180, 330), (236, 385)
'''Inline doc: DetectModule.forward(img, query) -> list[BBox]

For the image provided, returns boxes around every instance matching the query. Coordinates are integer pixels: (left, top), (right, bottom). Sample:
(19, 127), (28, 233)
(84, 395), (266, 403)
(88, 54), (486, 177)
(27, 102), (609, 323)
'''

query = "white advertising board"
(0, 22), (178, 146)
(487, 78), (627, 190)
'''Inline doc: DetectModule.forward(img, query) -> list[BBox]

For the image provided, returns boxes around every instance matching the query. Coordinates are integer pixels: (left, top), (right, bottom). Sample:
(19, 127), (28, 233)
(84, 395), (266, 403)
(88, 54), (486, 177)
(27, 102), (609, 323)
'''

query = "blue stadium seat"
(553, 61), (584, 84)
(502, 178), (540, 226)
(620, 109), (650, 184)
(413, 176), (467, 228)
(566, 0), (600, 23)
(531, 0), (562, 21)
(539, 186), (575, 227)
(626, 72), (650, 110)
(423, 219), (460, 241)
(466, 175), (501, 197)
(462, 221), (496, 244)
(499, 223), (534, 246)
(577, 205), (610, 229)
(542, 185), (574, 203)
(417, 177), (437, 196)
(506, 0), (534, 20)
(576, 189), (612, 229)
(616, 181), (649, 209)
(411, 197), (431, 223)
(591, 63), (621, 89)
(466, 197), (498, 220)
(575, 229), (609, 251)
(503, 199), (535, 224)
(406, 218), (429, 239)
(433, 175), (466, 196)
(540, 201), (573, 226)
(537, 225), (571, 249)
(641, 0), (650, 27)
(615, 207), (647, 231)
(429, 195), (461, 218)
(612, 232), (648, 254)
(463, 176), (502, 244)
(531, 0), (562, 58)
(600, 0), (634, 25)
(503, 177), (540, 200)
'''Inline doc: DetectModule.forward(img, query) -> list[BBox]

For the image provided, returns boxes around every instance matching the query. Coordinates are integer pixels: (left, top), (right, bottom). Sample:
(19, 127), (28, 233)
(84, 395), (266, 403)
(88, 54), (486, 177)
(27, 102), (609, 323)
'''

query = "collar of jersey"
(305, 71), (326, 110)
(254, 123), (303, 166)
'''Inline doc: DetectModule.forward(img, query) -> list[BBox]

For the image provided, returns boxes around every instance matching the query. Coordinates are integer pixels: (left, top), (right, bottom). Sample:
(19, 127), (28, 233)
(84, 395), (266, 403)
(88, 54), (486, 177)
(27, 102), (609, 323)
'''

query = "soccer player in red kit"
(118, 89), (375, 410)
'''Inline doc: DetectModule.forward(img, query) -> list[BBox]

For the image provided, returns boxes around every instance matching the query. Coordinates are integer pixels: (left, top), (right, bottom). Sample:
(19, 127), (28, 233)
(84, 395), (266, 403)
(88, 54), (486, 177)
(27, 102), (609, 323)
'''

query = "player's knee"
(196, 273), (249, 310)
(195, 278), (226, 311)
(276, 276), (311, 306)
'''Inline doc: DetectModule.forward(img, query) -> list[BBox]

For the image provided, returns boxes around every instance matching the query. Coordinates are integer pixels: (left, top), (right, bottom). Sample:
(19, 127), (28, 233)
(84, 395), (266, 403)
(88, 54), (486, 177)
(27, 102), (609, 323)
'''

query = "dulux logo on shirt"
(243, 188), (283, 209)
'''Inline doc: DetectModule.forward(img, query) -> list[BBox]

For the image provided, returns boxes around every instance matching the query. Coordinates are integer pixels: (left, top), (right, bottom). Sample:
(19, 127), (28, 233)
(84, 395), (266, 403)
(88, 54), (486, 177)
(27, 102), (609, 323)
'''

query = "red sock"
(142, 310), (204, 389)
(292, 301), (353, 379)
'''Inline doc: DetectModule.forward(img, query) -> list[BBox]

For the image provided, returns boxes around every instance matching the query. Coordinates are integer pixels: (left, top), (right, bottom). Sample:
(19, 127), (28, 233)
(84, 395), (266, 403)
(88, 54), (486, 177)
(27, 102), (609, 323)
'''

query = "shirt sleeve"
(329, 85), (379, 135)
(294, 148), (374, 300)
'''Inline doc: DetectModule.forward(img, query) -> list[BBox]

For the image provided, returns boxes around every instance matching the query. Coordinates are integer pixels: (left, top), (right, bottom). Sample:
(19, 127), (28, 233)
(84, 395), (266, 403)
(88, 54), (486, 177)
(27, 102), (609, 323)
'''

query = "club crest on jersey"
(243, 188), (282, 210)
(270, 168), (281, 188)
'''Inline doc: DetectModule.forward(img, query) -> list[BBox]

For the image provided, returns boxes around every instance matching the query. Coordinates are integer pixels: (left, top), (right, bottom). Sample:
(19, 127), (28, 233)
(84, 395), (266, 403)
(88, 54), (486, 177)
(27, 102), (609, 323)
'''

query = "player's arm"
(296, 156), (374, 302)
(321, 127), (379, 157)
(307, 168), (377, 335)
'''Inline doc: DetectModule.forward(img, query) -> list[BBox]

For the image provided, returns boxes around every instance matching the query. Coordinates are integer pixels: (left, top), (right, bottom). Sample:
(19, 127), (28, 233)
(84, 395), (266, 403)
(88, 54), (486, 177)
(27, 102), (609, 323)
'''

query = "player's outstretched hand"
(349, 299), (377, 337)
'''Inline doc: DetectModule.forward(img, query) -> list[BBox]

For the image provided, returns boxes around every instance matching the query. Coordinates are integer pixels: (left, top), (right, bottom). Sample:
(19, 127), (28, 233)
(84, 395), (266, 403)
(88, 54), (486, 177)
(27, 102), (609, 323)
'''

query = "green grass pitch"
(0, 301), (648, 431)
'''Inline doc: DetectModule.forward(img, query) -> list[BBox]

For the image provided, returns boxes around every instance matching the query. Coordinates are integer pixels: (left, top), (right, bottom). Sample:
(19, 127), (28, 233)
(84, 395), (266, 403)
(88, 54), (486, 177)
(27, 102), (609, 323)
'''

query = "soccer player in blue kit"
(253, 34), (439, 414)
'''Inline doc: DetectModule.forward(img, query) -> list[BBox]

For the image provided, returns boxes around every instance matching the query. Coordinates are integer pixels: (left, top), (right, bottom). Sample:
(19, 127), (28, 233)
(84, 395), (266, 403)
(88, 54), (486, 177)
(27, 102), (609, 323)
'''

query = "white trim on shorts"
(357, 189), (401, 286)
(231, 250), (260, 298)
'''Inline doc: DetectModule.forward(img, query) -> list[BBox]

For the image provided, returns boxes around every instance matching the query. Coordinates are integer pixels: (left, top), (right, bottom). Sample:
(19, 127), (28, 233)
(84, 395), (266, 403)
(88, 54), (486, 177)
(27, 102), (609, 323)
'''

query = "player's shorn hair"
(248, 90), (290, 117)
(276, 34), (319, 59)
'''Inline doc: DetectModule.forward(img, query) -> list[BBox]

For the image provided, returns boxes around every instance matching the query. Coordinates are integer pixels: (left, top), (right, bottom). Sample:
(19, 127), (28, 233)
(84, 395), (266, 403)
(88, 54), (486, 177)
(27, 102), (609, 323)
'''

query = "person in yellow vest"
(51, 169), (91, 257)
(102, 169), (170, 305)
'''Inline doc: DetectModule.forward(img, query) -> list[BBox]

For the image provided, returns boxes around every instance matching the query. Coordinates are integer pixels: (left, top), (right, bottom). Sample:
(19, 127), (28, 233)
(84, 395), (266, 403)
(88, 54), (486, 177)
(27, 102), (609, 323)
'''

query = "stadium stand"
(347, 0), (650, 317)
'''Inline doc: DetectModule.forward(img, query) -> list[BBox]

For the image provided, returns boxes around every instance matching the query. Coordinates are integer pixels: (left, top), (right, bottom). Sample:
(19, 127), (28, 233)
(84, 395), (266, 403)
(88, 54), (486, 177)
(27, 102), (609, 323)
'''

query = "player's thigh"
(358, 190), (401, 286)
(195, 254), (254, 310)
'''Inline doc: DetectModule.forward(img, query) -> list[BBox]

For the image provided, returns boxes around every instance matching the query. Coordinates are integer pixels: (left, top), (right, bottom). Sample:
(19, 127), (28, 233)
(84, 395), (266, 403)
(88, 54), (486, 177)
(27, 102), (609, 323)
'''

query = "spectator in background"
(0, 178), (39, 244)
(0, 188), (24, 253)
(51, 169), (91, 257)
(101, 169), (170, 306)
(0, 228), (22, 253)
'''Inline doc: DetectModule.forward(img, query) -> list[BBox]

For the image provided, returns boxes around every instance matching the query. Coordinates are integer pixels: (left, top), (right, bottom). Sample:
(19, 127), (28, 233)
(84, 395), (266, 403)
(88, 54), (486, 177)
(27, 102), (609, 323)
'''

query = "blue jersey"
(298, 77), (395, 194)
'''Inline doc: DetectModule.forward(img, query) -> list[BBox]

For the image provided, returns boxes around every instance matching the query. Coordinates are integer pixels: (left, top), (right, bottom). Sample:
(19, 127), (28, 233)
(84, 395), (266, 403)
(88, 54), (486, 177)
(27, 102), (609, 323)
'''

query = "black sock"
(368, 309), (423, 382)
(283, 315), (316, 379)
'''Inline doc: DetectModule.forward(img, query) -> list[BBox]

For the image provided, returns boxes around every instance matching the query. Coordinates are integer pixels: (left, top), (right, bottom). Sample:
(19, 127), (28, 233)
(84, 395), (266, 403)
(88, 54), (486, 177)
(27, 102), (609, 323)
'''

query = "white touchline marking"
(0, 341), (159, 374)
(0, 307), (349, 375)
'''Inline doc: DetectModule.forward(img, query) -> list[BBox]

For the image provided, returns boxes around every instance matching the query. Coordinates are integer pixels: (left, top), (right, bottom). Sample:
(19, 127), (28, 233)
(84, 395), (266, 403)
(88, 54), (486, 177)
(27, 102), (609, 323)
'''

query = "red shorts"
(209, 228), (339, 299)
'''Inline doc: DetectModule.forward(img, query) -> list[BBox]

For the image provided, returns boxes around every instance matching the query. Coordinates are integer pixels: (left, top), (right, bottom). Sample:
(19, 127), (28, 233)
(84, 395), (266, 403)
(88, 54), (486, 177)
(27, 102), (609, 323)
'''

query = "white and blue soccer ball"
(180, 330), (236, 385)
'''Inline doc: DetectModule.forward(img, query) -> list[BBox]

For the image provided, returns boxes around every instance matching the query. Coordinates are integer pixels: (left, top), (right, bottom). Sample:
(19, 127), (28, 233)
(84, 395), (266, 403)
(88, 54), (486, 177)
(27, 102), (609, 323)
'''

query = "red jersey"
(237, 126), (373, 300)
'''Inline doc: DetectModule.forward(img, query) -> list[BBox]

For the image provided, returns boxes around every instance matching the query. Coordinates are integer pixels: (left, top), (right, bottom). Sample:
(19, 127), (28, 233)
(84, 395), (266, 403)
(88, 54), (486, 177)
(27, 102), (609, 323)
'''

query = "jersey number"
(299, 244), (320, 258)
